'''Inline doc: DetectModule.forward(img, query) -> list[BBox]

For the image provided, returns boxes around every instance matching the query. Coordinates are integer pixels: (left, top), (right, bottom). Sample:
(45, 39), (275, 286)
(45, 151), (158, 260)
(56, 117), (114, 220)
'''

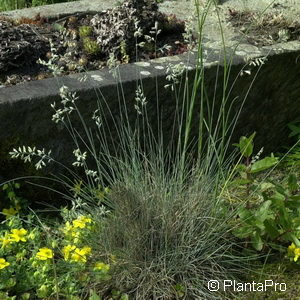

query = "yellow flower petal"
(72, 216), (92, 229)
(80, 246), (92, 255)
(9, 228), (27, 242)
(0, 258), (10, 269)
(65, 246), (92, 263)
(36, 248), (53, 260)
(62, 245), (76, 261)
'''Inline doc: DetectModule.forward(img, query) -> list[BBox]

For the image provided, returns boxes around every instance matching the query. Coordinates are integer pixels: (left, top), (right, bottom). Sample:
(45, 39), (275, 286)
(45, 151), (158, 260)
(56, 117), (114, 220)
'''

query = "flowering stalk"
(9, 146), (52, 170)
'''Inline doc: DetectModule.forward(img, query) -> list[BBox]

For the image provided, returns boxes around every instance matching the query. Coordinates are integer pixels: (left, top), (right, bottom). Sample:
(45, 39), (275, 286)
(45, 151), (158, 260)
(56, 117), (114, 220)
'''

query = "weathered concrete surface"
(160, 0), (300, 46)
(0, 0), (117, 20)
(0, 0), (300, 183)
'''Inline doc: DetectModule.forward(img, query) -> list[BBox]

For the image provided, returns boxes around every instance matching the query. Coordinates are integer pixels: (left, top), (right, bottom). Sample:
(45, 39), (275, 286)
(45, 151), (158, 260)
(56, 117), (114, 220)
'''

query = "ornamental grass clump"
(84, 159), (248, 299)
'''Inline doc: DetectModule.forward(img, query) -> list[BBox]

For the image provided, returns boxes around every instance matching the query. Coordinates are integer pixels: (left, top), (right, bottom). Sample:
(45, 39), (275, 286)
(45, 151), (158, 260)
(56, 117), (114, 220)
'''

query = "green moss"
(82, 37), (101, 55)
(79, 25), (93, 38)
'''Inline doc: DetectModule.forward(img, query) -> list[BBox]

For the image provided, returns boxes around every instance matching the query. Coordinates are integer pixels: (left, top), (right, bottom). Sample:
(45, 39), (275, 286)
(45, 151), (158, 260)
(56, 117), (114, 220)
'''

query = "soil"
(0, 0), (190, 87)
(226, 8), (300, 47)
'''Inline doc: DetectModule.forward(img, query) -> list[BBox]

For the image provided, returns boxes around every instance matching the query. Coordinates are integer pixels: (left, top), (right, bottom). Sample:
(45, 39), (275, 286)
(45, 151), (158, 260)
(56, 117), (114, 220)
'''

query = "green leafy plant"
(0, 206), (114, 299)
(231, 133), (278, 198)
(230, 134), (300, 252)
(233, 133), (278, 175)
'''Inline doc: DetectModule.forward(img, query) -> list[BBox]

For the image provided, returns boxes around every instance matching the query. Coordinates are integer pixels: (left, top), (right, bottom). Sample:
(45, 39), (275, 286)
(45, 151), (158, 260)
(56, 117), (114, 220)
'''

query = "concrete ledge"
(0, 0), (117, 20)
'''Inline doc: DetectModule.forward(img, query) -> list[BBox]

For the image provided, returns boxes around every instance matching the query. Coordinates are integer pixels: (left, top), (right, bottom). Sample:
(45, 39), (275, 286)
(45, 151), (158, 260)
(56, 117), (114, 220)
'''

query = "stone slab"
(0, 0), (117, 20)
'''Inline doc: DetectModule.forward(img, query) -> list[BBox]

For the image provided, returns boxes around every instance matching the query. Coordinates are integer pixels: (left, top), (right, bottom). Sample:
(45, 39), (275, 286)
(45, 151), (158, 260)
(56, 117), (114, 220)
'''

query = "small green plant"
(231, 133), (278, 200)
(79, 25), (93, 38)
(82, 37), (101, 55)
(229, 134), (300, 253)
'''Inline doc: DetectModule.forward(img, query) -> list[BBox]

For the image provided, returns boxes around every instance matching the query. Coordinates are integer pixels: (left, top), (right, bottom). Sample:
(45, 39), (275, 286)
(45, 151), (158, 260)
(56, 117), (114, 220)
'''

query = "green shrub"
(228, 134), (300, 255)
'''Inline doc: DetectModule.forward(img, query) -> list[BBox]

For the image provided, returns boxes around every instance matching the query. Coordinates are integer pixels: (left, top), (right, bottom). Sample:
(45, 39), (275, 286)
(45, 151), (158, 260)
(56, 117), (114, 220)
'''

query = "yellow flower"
(81, 246), (92, 255)
(294, 248), (300, 262)
(63, 245), (91, 263)
(0, 258), (10, 269)
(94, 262), (110, 272)
(9, 228), (27, 242)
(287, 243), (300, 262)
(288, 243), (296, 257)
(70, 246), (92, 263)
(62, 245), (76, 261)
(72, 216), (92, 229)
(82, 246), (92, 255)
(2, 207), (18, 219)
(36, 248), (53, 260)
(71, 251), (86, 262)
